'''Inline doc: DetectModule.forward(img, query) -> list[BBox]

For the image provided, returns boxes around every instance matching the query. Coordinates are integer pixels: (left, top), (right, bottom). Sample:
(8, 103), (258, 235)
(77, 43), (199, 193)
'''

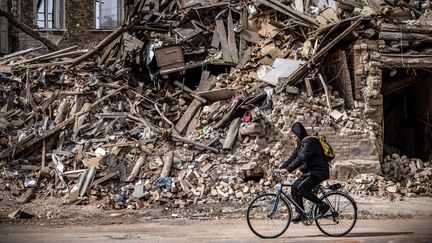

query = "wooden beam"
(380, 23), (432, 34)
(126, 114), (219, 153)
(175, 99), (202, 134)
(258, 0), (319, 28)
(70, 19), (134, 66)
(215, 19), (233, 63)
(223, 118), (241, 150)
(381, 54), (432, 68)
(126, 157), (146, 182)
(0, 9), (59, 51)
(13, 46), (78, 65)
(379, 31), (432, 42)
(276, 17), (363, 93)
(171, 134), (219, 153)
(318, 73), (332, 112)
(227, 9), (238, 64)
(0, 87), (125, 159)
(336, 50), (354, 108)
(0, 46), (44, 61)
(160, 152), (173, 177)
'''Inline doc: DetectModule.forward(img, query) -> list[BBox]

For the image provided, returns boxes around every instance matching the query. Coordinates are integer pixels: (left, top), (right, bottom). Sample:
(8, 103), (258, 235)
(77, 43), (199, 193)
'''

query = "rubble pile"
(1, 0), (432, 211)
(344, 154), (432, 198)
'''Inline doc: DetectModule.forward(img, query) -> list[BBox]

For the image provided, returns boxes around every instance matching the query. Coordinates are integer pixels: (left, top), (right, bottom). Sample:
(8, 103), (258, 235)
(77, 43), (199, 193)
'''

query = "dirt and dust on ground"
(1, 217), (432, 243)
(1, 189), (431, 227)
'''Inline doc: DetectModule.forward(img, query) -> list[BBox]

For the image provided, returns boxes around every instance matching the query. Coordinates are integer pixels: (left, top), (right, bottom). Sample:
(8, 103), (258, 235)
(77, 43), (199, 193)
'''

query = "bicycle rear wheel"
(315, 192), (357, 236)
(247, 193), (292, 238)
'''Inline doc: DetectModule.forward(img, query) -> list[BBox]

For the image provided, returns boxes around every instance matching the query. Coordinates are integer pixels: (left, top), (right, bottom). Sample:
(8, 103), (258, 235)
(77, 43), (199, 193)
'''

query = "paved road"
(1, 218), (431, 243)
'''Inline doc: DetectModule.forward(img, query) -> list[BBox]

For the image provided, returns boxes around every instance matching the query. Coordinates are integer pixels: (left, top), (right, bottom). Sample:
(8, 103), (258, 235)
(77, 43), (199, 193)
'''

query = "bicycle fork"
(267, 187), (284, 218)
(267, 194), (281, 218)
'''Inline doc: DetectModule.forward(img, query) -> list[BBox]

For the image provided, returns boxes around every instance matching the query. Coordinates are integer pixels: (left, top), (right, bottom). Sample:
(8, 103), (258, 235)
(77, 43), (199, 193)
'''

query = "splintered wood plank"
(0, 87), (124, 159)
(197, 75), (218, 94)
(73, 103), (91, 140)
(239, 8), (248, 58)
(215, 19), (232, 63)
(197, 71), (210, 91)
(197, 71), (218, 93)
(175, 99), (202, 134)
(237, 47), (252, 69)
(2, 91), (15, 112)
(186, 106), (201, 135)
(211, 31), (221, 48)
(92, 171), (119, 187)
(227, 10), (239, 64)
(336, 50), (354, 108)
(223, 118), (241, 150)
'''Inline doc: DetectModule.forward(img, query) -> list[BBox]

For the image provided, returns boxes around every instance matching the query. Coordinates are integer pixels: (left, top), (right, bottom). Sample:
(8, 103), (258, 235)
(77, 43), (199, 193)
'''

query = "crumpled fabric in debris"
(147, 40), (163, 65)
(259, 88), (273, 110)
(242, 111), (252, 123)
(58, 72), (65, 83)
(117, 191), (129, 207)
(156, 176), (172, 192)
(38, 70), (47, 86)
(88, 74), (100, 86)
(52, 154), (65, 173)
(139, 127), (155, 140)
(231, 97), (240, 108)
(24, 177), (37, 188)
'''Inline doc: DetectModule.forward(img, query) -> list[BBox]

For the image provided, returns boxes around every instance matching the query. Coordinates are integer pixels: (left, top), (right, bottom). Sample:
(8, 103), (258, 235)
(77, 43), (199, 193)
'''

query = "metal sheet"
(259, 58), (305, 86)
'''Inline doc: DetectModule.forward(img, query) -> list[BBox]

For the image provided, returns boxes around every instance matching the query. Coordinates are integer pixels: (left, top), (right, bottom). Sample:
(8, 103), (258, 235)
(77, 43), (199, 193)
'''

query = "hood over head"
(290, 122), (308, 140)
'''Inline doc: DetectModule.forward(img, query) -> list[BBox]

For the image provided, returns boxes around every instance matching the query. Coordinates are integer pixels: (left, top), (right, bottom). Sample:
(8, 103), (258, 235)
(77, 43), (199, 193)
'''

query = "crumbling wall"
(12, 0), (109, 52)
(228, 89), (381, 181)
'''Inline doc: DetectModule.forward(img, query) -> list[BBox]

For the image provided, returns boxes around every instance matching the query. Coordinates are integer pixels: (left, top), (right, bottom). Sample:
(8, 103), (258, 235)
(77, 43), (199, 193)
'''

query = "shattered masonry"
(0, 0), (431, 209)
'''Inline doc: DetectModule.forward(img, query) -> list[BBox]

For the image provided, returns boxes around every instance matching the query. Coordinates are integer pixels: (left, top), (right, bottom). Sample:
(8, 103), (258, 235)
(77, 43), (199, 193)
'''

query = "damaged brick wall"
(12, 0), (110, 52)
(273, 93), (381, 181)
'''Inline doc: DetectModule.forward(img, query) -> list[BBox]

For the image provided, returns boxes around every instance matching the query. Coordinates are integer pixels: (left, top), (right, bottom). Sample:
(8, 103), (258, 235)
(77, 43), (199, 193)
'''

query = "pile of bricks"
(344, 154), (432, 199)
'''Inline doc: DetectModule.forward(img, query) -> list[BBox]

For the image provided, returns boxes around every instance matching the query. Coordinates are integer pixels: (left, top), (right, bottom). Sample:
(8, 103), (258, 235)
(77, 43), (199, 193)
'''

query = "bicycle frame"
(269, 178), (336, 219)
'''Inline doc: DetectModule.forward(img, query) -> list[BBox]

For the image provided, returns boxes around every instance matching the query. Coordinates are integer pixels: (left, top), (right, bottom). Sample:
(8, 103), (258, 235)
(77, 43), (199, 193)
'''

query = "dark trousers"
(291, 174), (324, 214)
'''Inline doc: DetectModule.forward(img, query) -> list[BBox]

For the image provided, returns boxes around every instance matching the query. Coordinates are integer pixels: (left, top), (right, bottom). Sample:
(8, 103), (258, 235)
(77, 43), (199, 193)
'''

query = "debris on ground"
(1, 0), (431, 214)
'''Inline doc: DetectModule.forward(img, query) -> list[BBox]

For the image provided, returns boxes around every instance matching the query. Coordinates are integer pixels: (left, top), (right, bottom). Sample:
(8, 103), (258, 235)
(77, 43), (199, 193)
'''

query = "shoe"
(317, 203), (330, 217)
(291, 214), (303, 224)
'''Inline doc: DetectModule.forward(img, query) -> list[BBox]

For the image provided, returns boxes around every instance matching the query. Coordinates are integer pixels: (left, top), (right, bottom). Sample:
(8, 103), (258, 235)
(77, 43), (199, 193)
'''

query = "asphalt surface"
(1, 218), (432, 243)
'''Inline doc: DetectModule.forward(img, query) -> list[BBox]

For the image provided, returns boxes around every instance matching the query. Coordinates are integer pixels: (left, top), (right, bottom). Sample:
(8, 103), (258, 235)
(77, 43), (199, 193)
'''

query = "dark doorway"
(382, 69), (432, 161)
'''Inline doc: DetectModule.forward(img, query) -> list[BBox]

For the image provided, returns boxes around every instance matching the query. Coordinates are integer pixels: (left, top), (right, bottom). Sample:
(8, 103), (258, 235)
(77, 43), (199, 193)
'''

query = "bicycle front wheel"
(247, 193), (292, 238)
(315, 192), (357, 236)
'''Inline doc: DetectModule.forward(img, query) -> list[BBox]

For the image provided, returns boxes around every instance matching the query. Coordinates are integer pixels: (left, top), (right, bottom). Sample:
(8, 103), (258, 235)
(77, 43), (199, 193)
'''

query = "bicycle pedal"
(301, 218), (313, 226)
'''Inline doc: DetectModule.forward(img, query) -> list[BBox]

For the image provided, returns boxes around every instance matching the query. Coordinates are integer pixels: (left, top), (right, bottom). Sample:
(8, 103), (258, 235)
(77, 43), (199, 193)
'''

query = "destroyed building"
(0, 0), (431, 209)
(0, 0), (123, 53)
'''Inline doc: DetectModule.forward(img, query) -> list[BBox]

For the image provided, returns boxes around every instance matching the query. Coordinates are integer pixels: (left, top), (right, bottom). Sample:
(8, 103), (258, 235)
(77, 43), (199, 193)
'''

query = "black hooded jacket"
(279, 122), (330, 180)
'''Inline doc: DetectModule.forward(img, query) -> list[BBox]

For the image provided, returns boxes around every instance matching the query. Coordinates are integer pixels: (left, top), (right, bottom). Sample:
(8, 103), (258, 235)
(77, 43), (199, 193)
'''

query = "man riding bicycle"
(275, 121), (330, 223)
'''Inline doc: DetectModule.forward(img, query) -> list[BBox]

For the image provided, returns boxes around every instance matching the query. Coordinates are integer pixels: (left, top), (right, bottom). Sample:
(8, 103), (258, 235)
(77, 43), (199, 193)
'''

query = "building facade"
(1, 0), (124, 53)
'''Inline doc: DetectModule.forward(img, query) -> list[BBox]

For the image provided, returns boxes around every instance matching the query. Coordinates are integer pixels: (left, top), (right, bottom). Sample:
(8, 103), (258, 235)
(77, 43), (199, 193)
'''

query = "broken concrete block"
(132, 184), (145, 198)
(179, 179), (191, 194)
(386, 185), (398, 193)
(330, 110), (343, 122)
(239, 123), (265, 137)
(8, 210), (34, 219)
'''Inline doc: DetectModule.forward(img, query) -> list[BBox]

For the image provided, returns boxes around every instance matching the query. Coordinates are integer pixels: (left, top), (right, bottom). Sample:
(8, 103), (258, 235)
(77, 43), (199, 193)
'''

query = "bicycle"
(247, 173), (357, 238)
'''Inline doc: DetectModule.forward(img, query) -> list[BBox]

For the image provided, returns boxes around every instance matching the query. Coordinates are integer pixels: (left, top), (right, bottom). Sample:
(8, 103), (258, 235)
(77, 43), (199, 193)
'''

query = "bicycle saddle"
(328, 183), (342, 191)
